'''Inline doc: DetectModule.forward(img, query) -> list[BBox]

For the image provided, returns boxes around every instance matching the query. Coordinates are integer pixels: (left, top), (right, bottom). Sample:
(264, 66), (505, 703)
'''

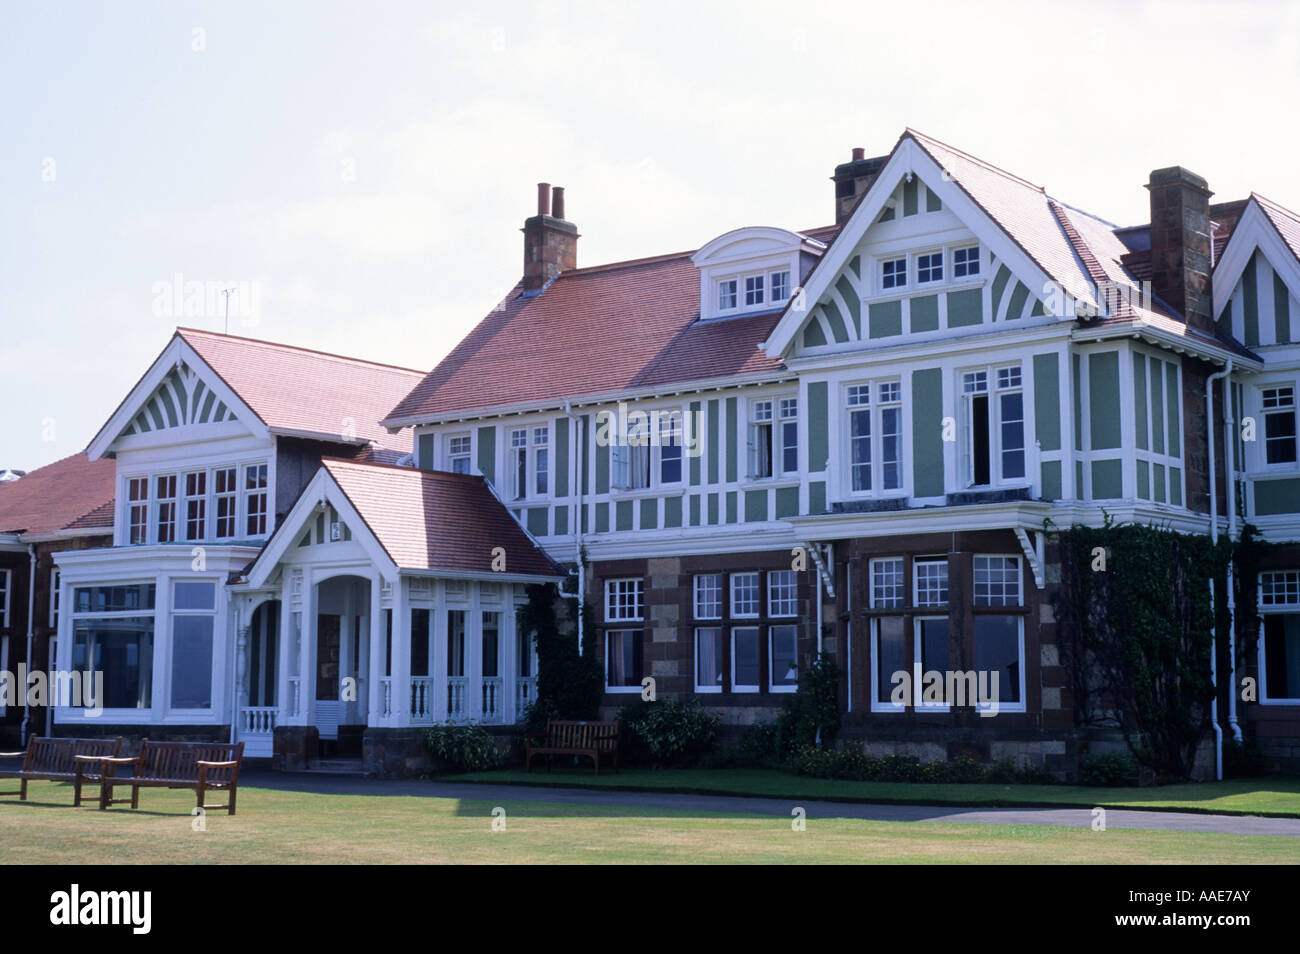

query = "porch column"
(392, 576), (410, 725)
(339, 581), (354, 722)
(368, 573), (385, 727)
(431, 584), (447, 722)
(301, 566), (317, 728)
(467, 589), (482, 722)
(235, 622), (251, 733)
(502, 591), (518, 724)
(355, 582), (369, 728)
(277, 575), (297, 724)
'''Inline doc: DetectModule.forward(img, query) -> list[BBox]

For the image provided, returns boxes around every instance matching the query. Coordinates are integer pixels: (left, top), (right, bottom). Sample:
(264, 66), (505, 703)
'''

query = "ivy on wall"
(516, 579), (602, 733)
(1051, 518), (1245, 781)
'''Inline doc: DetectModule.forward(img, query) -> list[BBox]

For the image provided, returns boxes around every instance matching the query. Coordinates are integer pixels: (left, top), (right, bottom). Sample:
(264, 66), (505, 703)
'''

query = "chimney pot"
(852, 147), (865, 160)
(536, 182), (551, 216)
(1145, 166), (1214, 334)
(552, 186), (565, 221)
(832, 148), (890, 224)
(522, 183), (578, 293)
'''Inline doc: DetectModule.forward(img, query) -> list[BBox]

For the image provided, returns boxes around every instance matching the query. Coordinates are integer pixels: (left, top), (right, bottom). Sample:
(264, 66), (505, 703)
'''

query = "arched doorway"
(313, 575), (370, 757)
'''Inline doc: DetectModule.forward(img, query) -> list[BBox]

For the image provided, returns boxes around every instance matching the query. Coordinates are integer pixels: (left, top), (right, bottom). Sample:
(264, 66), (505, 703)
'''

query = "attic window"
(718, 279), (738, 311)
(771, 271), (790, 302)
(954, 246), (981, 278)
(882, 257), (906, 290)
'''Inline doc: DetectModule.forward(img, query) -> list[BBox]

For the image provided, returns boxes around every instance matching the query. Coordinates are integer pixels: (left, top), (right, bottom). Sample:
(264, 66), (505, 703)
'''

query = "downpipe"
(19, 545), (36, 745)
(1206, 360), (1232, 780)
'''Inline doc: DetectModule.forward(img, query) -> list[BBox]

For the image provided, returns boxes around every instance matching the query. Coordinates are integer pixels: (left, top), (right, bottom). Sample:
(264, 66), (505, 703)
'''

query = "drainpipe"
(565, 399), (585, 656)
(20, 545), (36, 744)
(1224, 372), (1243, 744)
(1206, 360), (1233, 780)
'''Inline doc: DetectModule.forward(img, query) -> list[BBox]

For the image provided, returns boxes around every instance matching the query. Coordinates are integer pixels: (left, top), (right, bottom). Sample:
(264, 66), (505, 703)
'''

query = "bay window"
(156, 475), (177, 543)
(128, 477), (148, 544)
(183, 471), (206, 540)
(245, 464), (268, 536)
(70, 583), (156, 710)
(214, 467), (237, 538)
(171, 581), (215, 709)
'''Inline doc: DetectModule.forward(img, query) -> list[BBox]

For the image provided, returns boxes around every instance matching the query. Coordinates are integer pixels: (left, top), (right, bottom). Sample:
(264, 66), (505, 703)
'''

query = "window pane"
(482, 612), (500, 677)
(171, 615), (213, 708)
(696, 627), (723, 689)
(447, 611), (465, 677)
(915, 560), (948, 606)
(881, 406), (902, 489)
(606, 630), (643, 687)
(733, 627), (760, 688)
(74, 584), (156, 614)
(974, 615), (1022, 704)
(871, 558), (904, 609)
(173, 581), (215, 610)
(918, 617), (949, 674)
(973, 556), (1021, 606)
(410, 608), (430, 677)
(72, 617), (154, 708)
(694, 574), (722, 619)
(731, 573), (760, 616)
(875, 616), (905, 704)
(1264, 614), (1300, 700)
(851, 408), (872, 491)
(770, 625), (798, 687)
(1000, 392), (1025, 479)
(767, 570), (797, 617)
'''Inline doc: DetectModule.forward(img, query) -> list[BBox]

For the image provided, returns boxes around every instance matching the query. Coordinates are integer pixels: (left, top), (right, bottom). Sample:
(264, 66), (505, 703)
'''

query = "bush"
(424, 722), (504, 773)
(1224, 739), (1270, 778)
(787, 745), (1059, 785)
(774, 654), (842, 756)
(1077, 752), (1139, 787)
(619, 698), (720, 768)
(738, 722), (780, 768)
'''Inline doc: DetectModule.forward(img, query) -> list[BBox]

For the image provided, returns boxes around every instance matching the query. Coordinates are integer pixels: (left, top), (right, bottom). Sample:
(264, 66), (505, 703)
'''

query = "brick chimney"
(831, 147), (889, 224)
(1147, 166), (1214, 334)
(522, 182), (578, 293)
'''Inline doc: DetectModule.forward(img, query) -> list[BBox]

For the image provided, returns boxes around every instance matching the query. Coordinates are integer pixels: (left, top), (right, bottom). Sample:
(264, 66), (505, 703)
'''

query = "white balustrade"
(446, 676), (467, 720)
(410, 676), (436, 723)
(481, 677), (503, 723)
(515, 677), (536, 721)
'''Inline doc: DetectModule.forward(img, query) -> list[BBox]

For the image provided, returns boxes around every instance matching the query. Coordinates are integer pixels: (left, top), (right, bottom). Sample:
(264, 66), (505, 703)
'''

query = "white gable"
(1214, 199), (1300, 351)
(692, 226), (824, 321)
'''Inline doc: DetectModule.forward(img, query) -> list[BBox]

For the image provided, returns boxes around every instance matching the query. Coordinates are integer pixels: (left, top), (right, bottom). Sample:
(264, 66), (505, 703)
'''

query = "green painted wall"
(925, 185), (942, 212)
(417, 433), (434, 470)
(1275, 272), (1292, 344)
(708, 400), (720, 484)
(1032, 352), (1060, 452)
(990, 264), (1011, 318)
(869, 300), (902, 338)
(947, 288), (982, 327)
(476, 426), (496, 483)
(809, 481), (826, 514)
(808, 381), (828, 471)
(725, 398), (738, 483)
(554, 417), (569, 497)
(912, 368), (944, 497)
(1243, 253), (1259, 347)
(1153, 463), (1166, 504)
(1132, 354), (1148, 450)
(1088, 351), (1121, 450)
(690, 494), (701, 526)
(595, 502), (609, 533)
(1004, 281), (1030, 320)
(745, 490), (767, 522)
(596, 440), (610, 494)
(1136, 459), (1150, 500)
(689, 401), (702, 485)
(581, 414), (590, 495)
(1169, 468), (1182, 506)
(616, 500), (633, 532)
(910, 294), (939, 333)
(707, 492), (719, 524)
(725, 491), (738, 523)
(1165, 365), (1180, 456)
(804, 319), (828, 348)
(836, 276), (861, 338)
(903, 178), (918, 216)
(1041, 460), (1061, 500)
(775, 486), (799, 518)
(526, 507), (548, 537)
(664, 496), (682, 528)
(823, 298), (849, 343)
(640, 498), (657, 530)
(1150, 360), (1165, 454)
(554, 506), (568, 536)
(1072, 353), (1083, 451)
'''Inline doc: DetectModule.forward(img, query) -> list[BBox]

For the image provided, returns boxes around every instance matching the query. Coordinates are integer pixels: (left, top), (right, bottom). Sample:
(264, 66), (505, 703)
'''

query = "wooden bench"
(0, 736), (123, 806)
(525, 719), (620, 775)
(95, 740), (245, 815)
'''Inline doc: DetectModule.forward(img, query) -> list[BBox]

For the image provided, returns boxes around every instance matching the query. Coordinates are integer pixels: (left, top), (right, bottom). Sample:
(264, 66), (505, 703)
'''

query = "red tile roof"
(177, 329), (423, 452)
(1255, 193), (1300, 266)
(384, 247), (803, 423)
(322, 458), (560, 577)
(0, 453), (115, 536)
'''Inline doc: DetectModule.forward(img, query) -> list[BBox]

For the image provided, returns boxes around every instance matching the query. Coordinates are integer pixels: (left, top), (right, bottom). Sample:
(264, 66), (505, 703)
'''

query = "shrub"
(424, 722), (503, 773)
(1077, 752), (1139, 787)
(774, 654), (842, 756)
(619, 698), (720, 768)
(787, 745), (1059, 785)
(1224, 739), (1270, 779)
(737, 722), (780, 768)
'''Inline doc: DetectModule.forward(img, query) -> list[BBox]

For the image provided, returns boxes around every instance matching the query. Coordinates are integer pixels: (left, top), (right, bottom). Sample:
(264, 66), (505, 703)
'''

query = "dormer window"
(882, 257), (907, 290)
(954, 246), (981, 278)
(771, 270), (790, 302)
(745, 276), (765, 307)
(718, 279), (738, 311)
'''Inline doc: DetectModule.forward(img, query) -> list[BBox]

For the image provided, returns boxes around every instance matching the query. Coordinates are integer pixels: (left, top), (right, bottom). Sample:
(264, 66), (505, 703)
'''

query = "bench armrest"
(73, 754), (115, 762)
(0, 751), (26, 759)
(195, 760), (239, 769)
(97, 756), (141, 765)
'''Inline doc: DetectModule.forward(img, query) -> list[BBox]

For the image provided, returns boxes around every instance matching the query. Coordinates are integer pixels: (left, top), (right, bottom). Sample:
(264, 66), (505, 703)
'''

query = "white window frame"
(959, 363), (1027, 489)
(610, 405), (686, 493)
(972, 555), (1023, 607)
(715, 267), (794, 317)
(604, 628), (645, 693)
(604, 578), (644, 623)
(953, 245), (981, 280)
(880, 256), (907, 291)
(767, 570), (798, 618)
(0, 568), (9, 628)
(914, 558), (949, 608)
(845, 380), (905, 498)
(915, 249), (944, 285)
(972, 614), (1027, 715)
(694, 626), (724, 693)
(49, 568), (60, 628)
(693, 574), (722, 620)
(170, 578), (218, 714)
(870, 615), (907, 713)
(1259, 570), (1300, 704)
(768, 624), (799, 692)
(1261, 384), (1298, 470)
(446, 433), (473, 475)
(730, 572), (760, 619)
(913, 616), (951, 712)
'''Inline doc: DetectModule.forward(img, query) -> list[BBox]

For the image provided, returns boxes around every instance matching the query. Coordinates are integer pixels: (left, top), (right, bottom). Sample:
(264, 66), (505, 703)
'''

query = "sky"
(3, 0), (1298, 472)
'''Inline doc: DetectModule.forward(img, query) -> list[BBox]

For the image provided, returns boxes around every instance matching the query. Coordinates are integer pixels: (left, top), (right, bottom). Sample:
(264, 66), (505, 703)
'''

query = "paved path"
(242, 771), (1300, 837)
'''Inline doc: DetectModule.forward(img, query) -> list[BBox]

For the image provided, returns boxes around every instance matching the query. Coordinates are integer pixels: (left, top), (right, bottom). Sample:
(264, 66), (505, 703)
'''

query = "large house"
(38, 129), (1300, 776)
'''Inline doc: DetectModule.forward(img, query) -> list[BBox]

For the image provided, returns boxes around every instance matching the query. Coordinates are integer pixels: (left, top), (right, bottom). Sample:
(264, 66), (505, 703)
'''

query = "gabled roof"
(244, 458), (562, 584)
(1254, 193), (1300, 266)
(1211, 193), (1300, 331)
(0, 453), (115, 537)
(89, 328), (424, 458)
(384, 228), (839, 426)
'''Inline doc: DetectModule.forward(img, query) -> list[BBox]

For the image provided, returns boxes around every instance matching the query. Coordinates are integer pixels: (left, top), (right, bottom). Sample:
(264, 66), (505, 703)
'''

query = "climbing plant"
(1052, 518), (1231, 781)
(516, 579), (602, 734)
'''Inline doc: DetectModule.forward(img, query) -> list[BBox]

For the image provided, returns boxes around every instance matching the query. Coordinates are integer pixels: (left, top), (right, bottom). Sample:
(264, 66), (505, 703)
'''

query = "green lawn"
(444, 767), (1300, 817)
(0, 779), (1296, 864)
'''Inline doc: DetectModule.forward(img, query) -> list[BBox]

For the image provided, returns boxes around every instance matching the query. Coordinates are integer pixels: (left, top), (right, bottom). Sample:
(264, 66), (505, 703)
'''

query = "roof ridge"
(1253, 191), (1300, 223)
(1049, 200), (1112, 289)
(322, 456), (485, 481)
(177, 327), (426, 376)
(905, 127), (1045, 193)
(561, 249), (697, 277)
